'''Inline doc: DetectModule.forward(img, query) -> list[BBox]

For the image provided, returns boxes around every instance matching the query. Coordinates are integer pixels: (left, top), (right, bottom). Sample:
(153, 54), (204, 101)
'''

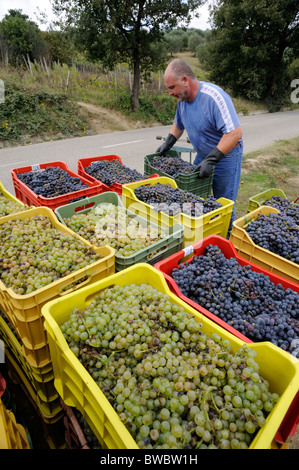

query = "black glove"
(193, 147), (225, 178)
(156, 133), (177, 156)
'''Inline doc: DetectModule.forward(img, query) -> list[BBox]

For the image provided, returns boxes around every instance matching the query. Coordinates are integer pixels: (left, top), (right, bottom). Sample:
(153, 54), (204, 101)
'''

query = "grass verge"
(236, 136), (299, 218)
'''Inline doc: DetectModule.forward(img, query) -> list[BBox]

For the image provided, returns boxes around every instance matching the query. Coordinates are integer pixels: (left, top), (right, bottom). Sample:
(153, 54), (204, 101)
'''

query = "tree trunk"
(131, 51), (140, 112)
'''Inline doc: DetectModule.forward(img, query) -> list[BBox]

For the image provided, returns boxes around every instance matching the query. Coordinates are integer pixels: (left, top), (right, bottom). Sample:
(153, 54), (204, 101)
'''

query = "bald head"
(164, 59), (199, 102)
(165, 59), (196, 80)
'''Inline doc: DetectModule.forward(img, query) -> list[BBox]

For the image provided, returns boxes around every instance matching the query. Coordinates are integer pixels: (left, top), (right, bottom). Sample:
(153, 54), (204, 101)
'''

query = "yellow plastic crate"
(122, 176), (234, 248)
(0, 180), (30, 218)
(42, 263), (299, 450)
(0, 207), (115, 369)
(0, 311), (60, 417)
(229, 206), (299, 284)
(0, 398), (31, 449)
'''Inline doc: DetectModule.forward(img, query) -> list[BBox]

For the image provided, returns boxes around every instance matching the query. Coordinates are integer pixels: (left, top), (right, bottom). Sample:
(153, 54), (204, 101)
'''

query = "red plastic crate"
(154, 234), (299, 443)
(11, 161), (104, 210)
(77, 155), (158, 195)
(155, 235), (299, 341)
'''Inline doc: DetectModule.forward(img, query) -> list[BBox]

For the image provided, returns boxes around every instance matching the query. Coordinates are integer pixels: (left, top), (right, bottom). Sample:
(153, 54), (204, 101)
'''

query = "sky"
(0, 0), (212, 31)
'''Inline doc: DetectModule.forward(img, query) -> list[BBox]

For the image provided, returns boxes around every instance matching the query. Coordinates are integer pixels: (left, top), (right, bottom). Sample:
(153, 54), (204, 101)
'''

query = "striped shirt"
(175, 81), (241, 158)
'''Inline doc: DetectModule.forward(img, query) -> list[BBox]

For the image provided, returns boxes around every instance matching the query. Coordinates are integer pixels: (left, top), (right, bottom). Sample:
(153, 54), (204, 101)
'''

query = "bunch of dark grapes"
(263, 196), (299, 225)
(134, 183), (221, 217)
(85, 160), (145, 186)
(61, 283), (280, 449)
(17, 167), (89, 198)
(152, 155), (195, 177)
(171, 245), (299, 357)
(245, 212), (299, 264)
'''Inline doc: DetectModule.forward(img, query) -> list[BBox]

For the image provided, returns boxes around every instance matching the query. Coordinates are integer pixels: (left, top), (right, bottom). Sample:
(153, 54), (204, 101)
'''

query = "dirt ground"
(77, 101), (147, 134)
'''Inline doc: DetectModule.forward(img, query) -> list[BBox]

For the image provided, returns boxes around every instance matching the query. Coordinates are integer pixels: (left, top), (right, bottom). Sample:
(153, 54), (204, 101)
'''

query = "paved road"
(0, 108), (298, 195)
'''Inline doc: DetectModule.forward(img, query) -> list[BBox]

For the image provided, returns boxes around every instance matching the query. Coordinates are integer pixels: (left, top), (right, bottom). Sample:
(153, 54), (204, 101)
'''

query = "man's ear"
(182, 76), (188, 86)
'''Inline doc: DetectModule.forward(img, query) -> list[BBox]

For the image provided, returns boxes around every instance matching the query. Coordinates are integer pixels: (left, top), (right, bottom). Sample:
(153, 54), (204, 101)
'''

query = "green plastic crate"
(247, 188), (288, 213)
(55, 192), (184, 271)
(144, 151), (213, 197)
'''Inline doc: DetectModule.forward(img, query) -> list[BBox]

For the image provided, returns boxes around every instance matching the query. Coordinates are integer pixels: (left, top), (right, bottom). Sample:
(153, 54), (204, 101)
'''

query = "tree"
(0, 9), (47, 65)
(51, 0), (205, 111)
(42, 30), (76, 65)
(203, 0), (299, 110)
(165, 30), (184, 56)
(188, 30), (205, 56)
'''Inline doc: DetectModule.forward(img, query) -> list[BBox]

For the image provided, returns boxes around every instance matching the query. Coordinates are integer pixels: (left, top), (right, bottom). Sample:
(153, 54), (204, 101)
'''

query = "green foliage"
(0, 9), (47, 65)
(288, 58), (299, 81)
(51, 0), (205, 110)
(203, 0), (299, 110)
(0, 81), (90, 144)
(41, 30), (76, 65)
(188, 32), (205, 55)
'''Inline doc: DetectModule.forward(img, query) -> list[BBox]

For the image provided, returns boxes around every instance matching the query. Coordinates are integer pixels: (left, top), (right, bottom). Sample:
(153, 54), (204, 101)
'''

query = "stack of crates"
(0, 397), (31, 449)
(0, 183), (115, 446)
(2, 155), (299, 451)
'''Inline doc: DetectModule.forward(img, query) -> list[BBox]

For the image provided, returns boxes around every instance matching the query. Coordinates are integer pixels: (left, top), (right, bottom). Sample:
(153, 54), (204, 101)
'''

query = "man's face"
(164, 71), (190, 102)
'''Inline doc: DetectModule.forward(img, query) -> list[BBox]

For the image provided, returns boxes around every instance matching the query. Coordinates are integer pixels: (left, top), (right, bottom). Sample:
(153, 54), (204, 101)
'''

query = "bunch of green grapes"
(0, 214), (100, 295)
(0, 191), (31, 217)
(63, 203), (167, 257)
(61, 283), (279, 450)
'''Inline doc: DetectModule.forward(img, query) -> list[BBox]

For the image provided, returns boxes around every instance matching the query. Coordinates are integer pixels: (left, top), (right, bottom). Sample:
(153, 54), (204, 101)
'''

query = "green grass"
(236, 137), (299, 218)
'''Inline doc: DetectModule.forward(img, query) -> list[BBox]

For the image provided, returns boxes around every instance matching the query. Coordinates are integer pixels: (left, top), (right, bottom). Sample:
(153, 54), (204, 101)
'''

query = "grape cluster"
(151, 155), (195, 177)
(0, 191), (31, 217)
(171, 245), (299, 357)
(0, 214), (100, 294)
(17, 167), (89, 198)
(84, 160), (146, 186)
(245, 212), (299, 264)
(61, 283), (279, 449)
(134, 183), (221, 217)
(63, 202), (167, 257)
(263, 196), (299, 225)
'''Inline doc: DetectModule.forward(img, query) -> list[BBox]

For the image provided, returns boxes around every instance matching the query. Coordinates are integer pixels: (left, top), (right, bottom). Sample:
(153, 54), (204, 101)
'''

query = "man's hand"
(194, 147), (225, 178)
(156, 133), (177, 156)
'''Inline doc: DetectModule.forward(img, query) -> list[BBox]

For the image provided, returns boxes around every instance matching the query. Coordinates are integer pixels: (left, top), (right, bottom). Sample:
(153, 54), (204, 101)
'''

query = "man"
(156, 59), (243, 235)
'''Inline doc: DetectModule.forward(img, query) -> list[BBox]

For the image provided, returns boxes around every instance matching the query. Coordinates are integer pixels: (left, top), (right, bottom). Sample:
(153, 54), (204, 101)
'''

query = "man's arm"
(156, 123), (184, 155)
(169, 122), (184, 141)
(194, 125), (243, 178)
(216, 125), (243, 155)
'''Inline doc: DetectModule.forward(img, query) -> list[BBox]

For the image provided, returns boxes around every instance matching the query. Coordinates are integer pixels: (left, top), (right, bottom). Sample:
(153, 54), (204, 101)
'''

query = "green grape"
(60, 283), (280, 450)
(0, 214), (99, 294)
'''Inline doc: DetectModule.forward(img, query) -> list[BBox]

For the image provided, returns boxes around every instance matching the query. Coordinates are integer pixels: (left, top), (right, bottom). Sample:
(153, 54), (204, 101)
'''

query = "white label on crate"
(0, 340), (4, 363)
(31, 164), (40, 171)
(183, 246), (194, 256)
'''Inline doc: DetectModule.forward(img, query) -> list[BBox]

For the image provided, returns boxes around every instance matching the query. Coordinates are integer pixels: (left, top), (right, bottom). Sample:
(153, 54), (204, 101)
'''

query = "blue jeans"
(194, 142), (243, 236)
